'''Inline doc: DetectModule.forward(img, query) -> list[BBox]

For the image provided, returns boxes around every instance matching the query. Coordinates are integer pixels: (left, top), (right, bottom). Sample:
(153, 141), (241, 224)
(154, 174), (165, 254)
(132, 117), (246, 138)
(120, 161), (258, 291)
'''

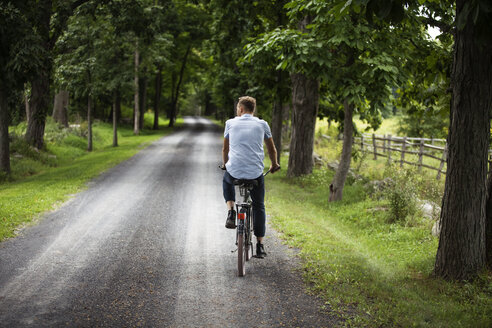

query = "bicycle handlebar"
(219, 164), (281, 176)
(263, 165), (281, 176)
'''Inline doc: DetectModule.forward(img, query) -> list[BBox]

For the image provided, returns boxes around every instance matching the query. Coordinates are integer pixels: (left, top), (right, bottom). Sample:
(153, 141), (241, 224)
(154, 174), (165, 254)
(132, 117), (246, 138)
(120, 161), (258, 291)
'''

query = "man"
(222, 96), (280, 258)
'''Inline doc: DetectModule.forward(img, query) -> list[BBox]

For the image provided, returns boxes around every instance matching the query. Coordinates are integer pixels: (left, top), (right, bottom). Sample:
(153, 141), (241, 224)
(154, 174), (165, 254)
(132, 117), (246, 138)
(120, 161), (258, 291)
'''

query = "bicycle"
(220, 165), (280, 277)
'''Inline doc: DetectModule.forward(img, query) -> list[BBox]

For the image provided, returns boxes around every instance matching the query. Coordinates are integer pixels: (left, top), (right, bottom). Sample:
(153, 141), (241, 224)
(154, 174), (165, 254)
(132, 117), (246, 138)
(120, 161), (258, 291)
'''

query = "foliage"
(245, 0), (412, 131)
(0, 2), (44, 91)
(381, 165), (419, 224)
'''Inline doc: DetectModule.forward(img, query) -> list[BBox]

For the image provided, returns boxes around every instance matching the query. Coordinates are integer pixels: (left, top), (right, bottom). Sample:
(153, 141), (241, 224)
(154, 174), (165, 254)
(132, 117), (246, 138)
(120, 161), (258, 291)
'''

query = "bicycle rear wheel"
(245, 217), (253, 261)
(237, 233), (246, 276)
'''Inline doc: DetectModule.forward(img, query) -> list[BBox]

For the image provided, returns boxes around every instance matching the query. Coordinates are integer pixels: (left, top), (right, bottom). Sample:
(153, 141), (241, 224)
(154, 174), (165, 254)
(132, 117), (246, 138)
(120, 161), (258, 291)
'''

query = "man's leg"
(250, 175), (267, 257)
(223, 171), (236, 228)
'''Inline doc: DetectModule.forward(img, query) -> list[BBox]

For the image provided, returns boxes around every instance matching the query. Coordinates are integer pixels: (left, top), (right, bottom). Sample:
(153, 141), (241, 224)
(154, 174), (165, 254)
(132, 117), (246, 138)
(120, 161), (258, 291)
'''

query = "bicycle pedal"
(231, 248), (238, 253)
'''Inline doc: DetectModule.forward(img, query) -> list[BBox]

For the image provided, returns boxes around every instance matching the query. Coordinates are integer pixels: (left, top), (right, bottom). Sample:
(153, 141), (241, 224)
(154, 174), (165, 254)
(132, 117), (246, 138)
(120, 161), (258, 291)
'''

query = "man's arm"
(265, 137), (280, 172)
(222, 137), (229, 166)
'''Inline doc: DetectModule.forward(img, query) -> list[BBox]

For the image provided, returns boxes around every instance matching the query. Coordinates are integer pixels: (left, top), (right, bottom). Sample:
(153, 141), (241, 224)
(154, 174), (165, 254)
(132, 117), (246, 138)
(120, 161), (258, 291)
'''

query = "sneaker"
(256, 242), (267, 258)
(225, 209), (236, 229)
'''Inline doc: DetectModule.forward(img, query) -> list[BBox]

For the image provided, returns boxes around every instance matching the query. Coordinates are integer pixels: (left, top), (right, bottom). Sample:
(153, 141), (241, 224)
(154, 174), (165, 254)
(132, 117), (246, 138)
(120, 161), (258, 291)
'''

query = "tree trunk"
(168, 45), (191, 128)
(25, 86), (30, 126)
(272, 99), (283, 164)
(167, 73), (175, 121)
(139, 75), (147, 130)
(329, 99), (354, 202)
(115, 89), (121, 124)
(153, 68), (162, 130)
(26, 0), (52, 149)
(87, 95), (93, 152)
(133, 43), (140, 135)
(0, 86), (10, 175)
(52, 90), (69, 127)
(112, 90), (118, 147)
(434, 0), (492, 280)
(287, 73), (319, 177)
(272, 71), (283, 164)
(486, 171), (492, 268)
(26, 74), (50, 149)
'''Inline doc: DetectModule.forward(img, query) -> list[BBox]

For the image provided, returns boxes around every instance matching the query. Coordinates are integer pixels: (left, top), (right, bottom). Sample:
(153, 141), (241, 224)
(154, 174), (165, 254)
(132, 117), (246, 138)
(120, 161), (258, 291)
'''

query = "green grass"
(265, 161), (492, 327)
(0, 114), (181, 241)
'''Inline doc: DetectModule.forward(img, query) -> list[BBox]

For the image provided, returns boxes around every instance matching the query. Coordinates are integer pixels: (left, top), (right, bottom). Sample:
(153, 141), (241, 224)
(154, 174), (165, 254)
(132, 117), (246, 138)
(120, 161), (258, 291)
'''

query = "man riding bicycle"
(222, 96), (280, 258)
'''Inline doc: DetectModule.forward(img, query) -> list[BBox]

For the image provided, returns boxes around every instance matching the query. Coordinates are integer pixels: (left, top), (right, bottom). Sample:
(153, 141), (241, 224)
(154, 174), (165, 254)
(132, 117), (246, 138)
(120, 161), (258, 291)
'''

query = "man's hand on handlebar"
(269, 163), (281, 174)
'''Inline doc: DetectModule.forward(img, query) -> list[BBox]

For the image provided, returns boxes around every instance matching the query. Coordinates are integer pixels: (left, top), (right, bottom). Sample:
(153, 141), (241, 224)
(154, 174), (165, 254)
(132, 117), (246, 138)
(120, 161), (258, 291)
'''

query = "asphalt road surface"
(0, 117), (337, 327)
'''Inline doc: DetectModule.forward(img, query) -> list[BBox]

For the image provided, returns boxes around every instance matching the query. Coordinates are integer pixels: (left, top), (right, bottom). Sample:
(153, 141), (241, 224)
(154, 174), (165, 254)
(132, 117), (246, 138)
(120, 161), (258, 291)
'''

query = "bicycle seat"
(233, 179), (258, 189)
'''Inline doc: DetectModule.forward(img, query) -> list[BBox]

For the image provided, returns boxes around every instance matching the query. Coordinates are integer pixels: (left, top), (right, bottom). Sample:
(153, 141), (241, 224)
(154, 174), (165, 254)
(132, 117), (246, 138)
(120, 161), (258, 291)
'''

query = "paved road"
(0, 117), (337, 327)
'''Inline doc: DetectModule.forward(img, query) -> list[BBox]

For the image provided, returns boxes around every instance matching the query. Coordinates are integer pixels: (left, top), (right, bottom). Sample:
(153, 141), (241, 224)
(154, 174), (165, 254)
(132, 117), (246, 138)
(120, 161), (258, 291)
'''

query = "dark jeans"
(223, 171), (266, 238)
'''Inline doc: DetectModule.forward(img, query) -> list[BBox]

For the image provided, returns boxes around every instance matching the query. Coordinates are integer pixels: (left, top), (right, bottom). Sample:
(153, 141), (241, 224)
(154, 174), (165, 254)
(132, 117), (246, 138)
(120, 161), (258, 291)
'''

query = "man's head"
(237, 96), (256, 116)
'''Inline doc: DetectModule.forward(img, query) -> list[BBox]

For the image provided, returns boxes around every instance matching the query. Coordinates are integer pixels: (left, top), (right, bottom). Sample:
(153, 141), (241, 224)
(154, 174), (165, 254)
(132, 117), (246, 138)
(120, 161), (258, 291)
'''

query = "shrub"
(383, 165), (419, 223)
(44, 117), (72, 143)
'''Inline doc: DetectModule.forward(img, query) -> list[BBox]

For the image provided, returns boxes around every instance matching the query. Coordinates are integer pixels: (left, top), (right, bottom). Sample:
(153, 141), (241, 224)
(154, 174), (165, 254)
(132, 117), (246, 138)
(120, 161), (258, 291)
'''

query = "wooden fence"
(322, 133), (450, 179)
(322, 133), (492, 179)
(357, 134), (447, 179)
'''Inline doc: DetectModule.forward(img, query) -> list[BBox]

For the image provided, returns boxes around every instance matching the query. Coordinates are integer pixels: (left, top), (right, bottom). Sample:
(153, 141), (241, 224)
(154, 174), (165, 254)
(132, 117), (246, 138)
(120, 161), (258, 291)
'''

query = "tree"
(24, 0), (90, 149)
(150, 34), (173, 130)
(55, 1), (110, 151)
(245, 16), (324, 178)
(434, 0), (492, 279)
(107, 0), (156, 135)
(0, 2), (43, 175)
(337, 0), (492, 279)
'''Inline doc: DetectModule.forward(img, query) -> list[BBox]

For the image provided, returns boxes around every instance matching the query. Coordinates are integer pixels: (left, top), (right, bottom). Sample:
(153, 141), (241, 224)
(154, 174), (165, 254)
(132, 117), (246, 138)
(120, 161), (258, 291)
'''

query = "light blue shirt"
(224, 114), (272, 179)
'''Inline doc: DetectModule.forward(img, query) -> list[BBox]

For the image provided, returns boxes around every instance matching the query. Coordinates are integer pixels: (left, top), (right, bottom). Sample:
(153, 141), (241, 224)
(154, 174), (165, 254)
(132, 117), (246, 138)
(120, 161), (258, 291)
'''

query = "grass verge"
(0, 115), (181, 241)
(265, 163), (492, 327)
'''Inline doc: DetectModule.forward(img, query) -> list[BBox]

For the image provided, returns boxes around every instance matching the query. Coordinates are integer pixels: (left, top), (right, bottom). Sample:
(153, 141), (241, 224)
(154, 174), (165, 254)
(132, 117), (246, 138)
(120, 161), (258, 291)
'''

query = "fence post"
(361, 134), (364, 151)
(388, 134), (392, 163)
(437, 143), (447, 180)
(418, 139), (425, 172)
(383, 134), (387, 153)
(372, 134), (377, 160)
(400, 136), (407, 168)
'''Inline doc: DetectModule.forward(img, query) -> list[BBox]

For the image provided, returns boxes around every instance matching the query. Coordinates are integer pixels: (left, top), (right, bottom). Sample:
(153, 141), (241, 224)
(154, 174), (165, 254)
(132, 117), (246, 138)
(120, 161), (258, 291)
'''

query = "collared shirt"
(224, 114), (272, 179)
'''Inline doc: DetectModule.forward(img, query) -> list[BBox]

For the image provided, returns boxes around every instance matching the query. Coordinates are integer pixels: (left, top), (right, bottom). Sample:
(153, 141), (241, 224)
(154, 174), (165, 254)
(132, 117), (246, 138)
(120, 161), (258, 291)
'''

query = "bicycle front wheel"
(237, 232), (246, 277)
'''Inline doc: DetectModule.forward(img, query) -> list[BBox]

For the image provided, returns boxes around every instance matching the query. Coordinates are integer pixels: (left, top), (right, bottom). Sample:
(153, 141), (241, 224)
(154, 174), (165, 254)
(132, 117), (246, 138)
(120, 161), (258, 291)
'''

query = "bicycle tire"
(245, 238), (252, 261)
(245, 215), (252, 261)
(238, 233), (246, 276)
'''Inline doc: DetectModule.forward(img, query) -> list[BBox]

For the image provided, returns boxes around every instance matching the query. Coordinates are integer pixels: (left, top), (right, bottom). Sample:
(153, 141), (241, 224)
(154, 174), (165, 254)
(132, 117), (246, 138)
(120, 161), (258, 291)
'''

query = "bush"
(44, 117), (72, 143)
(383, 165), (419, 224)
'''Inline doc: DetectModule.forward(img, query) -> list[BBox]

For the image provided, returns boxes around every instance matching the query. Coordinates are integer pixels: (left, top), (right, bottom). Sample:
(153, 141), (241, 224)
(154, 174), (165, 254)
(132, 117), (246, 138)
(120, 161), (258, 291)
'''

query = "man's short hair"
(238, 96), (256, 113)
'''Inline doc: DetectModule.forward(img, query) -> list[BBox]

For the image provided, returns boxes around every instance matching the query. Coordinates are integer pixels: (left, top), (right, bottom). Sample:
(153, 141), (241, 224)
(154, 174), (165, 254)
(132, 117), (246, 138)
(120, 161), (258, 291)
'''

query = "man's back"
(224, 114), (271, 179)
